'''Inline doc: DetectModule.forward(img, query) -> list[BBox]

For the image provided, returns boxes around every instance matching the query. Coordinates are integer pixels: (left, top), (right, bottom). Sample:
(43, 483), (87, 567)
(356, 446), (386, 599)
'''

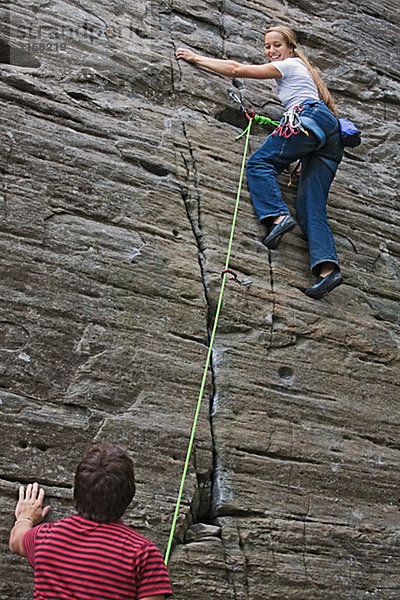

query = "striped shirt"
(23, 515), (172, 599)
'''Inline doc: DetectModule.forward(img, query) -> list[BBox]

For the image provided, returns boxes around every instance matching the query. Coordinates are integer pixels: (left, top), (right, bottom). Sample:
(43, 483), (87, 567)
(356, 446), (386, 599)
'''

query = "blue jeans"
(246, 100), (344, 275)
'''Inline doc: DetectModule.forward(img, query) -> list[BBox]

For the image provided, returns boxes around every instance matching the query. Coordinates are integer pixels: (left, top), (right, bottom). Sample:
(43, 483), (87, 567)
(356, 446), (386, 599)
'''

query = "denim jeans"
(246, 100), (344, 275)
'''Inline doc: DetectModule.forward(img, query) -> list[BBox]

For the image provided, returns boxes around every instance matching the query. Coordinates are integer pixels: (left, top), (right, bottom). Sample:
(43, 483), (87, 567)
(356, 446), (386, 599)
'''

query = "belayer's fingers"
(26, 483), (33, 500)
(37, 487), (45, 505)
(31, 482), (39, 501)
(18, 485), (25, 502)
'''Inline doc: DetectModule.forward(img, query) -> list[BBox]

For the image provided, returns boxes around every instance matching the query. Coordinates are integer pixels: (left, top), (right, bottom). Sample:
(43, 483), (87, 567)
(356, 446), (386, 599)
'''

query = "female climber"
(176, 25), (344, 299)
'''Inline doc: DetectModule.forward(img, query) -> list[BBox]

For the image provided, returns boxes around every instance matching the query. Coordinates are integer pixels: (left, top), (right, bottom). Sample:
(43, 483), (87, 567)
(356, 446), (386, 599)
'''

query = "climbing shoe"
(304, 269), (344, 300)
(263, 215), (296, 250)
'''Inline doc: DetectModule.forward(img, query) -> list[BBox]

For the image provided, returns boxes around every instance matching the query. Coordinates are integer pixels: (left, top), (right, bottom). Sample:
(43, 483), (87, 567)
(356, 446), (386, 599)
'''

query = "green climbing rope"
(236, 113), (280, 140)
(164, 116), (254, 566)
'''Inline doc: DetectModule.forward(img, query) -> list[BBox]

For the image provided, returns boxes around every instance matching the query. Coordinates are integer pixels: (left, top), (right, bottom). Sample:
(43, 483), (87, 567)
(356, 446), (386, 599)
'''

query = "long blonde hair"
(266, 25), (337, 116)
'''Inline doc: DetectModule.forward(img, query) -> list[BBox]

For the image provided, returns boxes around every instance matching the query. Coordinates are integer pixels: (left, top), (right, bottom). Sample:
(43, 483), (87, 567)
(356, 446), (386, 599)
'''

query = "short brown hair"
(74, 444), (136, 522)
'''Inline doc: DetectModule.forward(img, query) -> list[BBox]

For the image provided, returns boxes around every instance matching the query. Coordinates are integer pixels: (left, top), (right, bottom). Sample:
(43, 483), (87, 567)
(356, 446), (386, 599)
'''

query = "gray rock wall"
(1, 1), (399, 598)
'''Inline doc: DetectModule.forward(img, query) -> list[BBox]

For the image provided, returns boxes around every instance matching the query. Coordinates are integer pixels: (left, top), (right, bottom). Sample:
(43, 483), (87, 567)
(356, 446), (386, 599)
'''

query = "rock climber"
(176, 25), (345, 299)
(9, 444), (172, 600)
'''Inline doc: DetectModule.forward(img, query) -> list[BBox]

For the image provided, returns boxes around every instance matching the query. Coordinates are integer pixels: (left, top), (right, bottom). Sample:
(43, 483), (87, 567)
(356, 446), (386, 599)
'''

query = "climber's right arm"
(175, 48), (281, 79)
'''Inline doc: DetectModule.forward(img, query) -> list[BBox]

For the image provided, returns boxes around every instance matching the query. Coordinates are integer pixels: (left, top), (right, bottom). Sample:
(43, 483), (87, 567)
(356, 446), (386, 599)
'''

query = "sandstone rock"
(0, 1), (399, 599)
(185, 522), (221, 542)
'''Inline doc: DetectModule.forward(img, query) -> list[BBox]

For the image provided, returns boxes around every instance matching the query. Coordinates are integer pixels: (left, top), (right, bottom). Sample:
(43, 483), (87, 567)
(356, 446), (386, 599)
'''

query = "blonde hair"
(266, 25), (337, 116)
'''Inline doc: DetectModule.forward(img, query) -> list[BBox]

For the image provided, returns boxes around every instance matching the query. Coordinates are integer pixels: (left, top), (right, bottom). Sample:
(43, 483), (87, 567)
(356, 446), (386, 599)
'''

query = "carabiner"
(221, 269), (251, 287)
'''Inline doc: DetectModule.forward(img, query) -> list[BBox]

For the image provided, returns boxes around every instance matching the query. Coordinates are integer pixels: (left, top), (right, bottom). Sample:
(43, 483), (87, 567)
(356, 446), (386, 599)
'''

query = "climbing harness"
(229, 93), (314, 188)
(272, 102), (362, 150)
(164, 114), (254, 566)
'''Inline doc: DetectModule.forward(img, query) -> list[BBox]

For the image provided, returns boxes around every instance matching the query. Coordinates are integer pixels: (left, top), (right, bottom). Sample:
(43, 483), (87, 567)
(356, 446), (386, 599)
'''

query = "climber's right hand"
(176, 48), (198, 63)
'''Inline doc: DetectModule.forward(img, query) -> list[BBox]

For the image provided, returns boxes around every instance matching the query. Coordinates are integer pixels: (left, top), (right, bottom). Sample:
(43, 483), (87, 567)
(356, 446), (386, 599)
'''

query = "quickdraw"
(228, 87), (246, 110)
(228, 86), (280, 140)
(221, 268), (252, 287)
(271, 105), (310, 139)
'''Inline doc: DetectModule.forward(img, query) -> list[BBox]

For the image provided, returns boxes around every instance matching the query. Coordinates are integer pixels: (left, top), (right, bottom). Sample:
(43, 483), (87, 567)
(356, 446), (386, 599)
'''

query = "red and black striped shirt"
(23, 515), (172, 599)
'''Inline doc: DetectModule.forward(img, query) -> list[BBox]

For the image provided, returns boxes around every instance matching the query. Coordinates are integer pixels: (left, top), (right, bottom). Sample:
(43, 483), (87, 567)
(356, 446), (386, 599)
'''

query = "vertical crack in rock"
(164, 6), (218, 551)
(165, 15), (178, 94)
(169, 55), (176, 96)
(163, 115), (218, 549)
(218, 0), (228, 56)
(175, 122), (234, 543)
(168, 5), (257, 587)
(178, 119), (208, 293)
(178, 117), (217, 516)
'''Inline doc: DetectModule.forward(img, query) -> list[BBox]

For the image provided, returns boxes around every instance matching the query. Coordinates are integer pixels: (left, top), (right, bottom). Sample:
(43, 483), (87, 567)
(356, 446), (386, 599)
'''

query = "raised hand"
(15, 482), (51, 525)
(175, 47), (198, 63)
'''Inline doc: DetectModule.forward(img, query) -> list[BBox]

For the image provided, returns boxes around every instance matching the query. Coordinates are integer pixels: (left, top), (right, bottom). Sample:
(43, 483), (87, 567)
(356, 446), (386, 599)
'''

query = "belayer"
(9, 444), (172, 600)
(176, 25), (357, 299)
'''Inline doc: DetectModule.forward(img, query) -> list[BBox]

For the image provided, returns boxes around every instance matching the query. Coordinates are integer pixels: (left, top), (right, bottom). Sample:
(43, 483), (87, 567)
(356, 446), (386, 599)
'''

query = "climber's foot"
(304, 269), (343, 300)
(263, 215), (296, 250)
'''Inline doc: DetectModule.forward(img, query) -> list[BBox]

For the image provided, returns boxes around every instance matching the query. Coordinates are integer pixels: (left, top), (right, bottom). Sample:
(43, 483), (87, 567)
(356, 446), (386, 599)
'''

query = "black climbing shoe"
(304, 270), (344, 300)
(263, 215), (296, 250)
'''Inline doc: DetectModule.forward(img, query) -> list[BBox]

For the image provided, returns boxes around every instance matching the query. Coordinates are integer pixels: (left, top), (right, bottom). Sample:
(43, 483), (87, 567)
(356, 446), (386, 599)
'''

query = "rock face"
(0, 1), (399, 599)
